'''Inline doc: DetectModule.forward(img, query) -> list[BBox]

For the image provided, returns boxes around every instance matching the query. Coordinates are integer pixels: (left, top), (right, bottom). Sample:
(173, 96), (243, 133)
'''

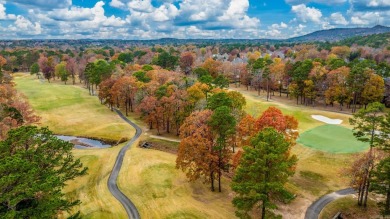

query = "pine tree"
(0, 126), (87, 218)
(232, 128), (297, 219)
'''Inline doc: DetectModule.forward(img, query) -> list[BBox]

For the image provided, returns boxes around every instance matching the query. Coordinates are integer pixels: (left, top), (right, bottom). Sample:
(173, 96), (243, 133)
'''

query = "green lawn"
(297, 125), (369, 153)
(14, 74), (133, 141)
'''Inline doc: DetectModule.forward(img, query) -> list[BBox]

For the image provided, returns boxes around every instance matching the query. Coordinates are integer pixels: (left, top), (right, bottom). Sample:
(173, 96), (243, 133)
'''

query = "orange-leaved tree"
(176, 110), (219, 191)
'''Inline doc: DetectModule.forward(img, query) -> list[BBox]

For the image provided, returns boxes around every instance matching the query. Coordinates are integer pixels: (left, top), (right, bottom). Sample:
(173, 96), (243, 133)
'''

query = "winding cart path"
(107, 109), (142, 219)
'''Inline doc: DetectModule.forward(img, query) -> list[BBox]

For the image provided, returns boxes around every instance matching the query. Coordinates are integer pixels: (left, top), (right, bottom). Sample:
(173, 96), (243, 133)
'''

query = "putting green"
(297, 124), (369, 153)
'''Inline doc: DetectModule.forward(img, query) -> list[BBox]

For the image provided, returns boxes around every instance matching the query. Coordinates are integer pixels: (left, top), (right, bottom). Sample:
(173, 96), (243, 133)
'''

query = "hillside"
(289, 25), (390, 42)
(336, 32), (390, 48)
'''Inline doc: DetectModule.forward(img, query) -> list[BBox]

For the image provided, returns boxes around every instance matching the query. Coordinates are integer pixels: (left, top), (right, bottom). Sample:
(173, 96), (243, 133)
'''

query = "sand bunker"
(311, 115), (342, 124)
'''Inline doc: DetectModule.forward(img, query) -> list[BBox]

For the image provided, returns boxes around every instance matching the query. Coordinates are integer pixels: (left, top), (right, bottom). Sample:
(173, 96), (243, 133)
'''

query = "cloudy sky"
(0, 0), (389, 39)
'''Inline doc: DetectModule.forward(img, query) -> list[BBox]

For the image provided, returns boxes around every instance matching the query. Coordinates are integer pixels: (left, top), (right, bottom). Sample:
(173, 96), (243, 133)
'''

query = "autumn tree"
(0, 55), (6, 73)
(269, 58), (285, 97)
(38, 56), (55, 82)
(202, 58), (222, 78)
(176, 110), (219, 191)
(331, 46), (351, 59)
(111, 76), (138, 116)
(187, 82), (209, 106)
(0, 73), (39, 139)
(98, 78), (117, 110)
(349, 102), (385, 207)
(66, 58), (77, 85)
(325, 66), (351, 110)
(361, 71), (384, 108)
(180, 52), (195, 75)
(237, 114), (257, 147)
(55, 62), (69, 84)
(255, 106), (299, 143)
(232, 128), (297, 219)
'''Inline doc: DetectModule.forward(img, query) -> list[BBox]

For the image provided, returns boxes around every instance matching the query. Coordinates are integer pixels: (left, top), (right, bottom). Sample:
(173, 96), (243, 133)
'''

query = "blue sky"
(0, 0), (389, 39)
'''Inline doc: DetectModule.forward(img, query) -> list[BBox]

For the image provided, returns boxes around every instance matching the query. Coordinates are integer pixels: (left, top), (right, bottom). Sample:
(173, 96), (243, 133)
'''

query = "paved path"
(149, 134), (181, 143)
(108, 109), (142, 219)
(305, 188), (356, 219)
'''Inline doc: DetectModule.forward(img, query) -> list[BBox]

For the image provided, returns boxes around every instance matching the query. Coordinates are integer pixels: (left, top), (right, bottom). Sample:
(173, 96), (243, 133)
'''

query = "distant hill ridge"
(1, 26), (389, 46)
(288, 25), (390, 42)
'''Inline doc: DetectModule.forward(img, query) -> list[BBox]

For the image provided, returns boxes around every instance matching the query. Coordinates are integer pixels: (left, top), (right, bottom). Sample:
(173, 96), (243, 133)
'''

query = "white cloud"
(110, 0), (126, 8)
(350, 16), (369, 25)
(128, 0), (154, 13)
(7, 15), (42, 35)
(350, 11), (384, 25)
(330, 12), (349, 25)
(292, 4), (323, 23)
(0, 3), (16, 20)
(10, 0), (71, 10)
(350, 0), (390, 9)
(367, 0), (390, 7)
(266, 29), (282, 38)
(152, 4), (179, 22)
(348, 0), (390, 26)
(47, 6), (95, 21)
(286, 0), (346, 5)
(270, 22), (288, 29)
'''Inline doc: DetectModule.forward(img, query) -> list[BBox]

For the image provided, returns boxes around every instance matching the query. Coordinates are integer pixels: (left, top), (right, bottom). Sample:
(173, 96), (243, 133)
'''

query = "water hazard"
(56, 135), (111, 149)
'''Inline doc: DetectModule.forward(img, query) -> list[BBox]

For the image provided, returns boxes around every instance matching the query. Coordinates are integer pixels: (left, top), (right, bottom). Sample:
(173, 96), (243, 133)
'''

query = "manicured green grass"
(14, 74), (133, 141)
(297, 125), (369, 153)
(240, 89), (353, 132)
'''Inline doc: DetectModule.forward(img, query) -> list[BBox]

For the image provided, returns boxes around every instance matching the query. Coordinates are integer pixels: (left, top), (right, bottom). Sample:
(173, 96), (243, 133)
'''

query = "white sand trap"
(311, 115), (342, 124)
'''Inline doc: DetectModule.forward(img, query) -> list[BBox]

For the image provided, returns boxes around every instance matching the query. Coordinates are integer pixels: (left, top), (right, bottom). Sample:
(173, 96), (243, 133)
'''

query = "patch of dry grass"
(118, 145), (237, 219)
(61, 147), (128, 219)
(319, 196), (379, 219)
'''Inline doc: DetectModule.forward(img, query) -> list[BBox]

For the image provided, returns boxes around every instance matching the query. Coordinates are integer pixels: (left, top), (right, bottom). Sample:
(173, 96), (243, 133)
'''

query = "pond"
(56, 135), (111, 149)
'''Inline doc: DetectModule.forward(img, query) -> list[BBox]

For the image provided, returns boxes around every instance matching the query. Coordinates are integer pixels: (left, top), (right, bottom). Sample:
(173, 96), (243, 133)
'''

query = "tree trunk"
(385, 190), (390, 215)
(218, 150), (222, 192)
(125, 98), (128, 116)
(210, 170), (215, 192)
(261, 201), (266, 219)
(363, 174), (370, 207)
(266, 79), (269, 101)
(156, 119), (160, 135)
(218, 171), (221, 192)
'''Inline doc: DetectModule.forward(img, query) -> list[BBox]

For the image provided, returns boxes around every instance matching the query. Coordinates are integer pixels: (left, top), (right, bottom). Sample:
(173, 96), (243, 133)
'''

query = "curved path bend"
(108, 109), (142, 219)
(305, 188), (355, 219)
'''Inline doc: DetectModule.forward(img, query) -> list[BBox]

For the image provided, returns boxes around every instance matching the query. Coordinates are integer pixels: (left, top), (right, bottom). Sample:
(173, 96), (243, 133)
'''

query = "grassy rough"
(118, 146), (237, 219)
(319, 196), (379, 219)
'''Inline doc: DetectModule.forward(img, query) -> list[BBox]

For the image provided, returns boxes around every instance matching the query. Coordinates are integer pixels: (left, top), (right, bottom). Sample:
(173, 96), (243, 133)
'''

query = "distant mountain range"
(1, 26), (389, 47)
(288, 25), (390, 42)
